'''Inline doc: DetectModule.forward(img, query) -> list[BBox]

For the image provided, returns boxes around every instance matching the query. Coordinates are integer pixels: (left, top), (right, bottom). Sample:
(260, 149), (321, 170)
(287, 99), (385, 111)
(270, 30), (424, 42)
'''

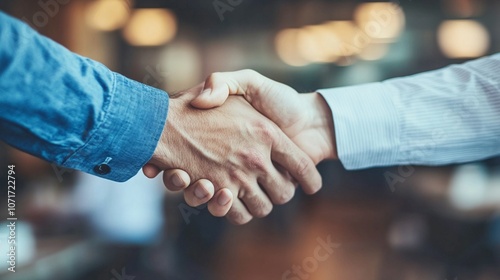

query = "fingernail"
(195, 185), (208, 199)
(201, 88), (211, 96)
(172, 173), (184, 189)
(217, 193), (231, 206)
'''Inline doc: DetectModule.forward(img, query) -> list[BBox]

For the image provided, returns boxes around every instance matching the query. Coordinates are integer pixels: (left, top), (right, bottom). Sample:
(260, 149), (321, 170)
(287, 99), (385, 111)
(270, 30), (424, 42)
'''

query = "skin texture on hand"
(193, 70), (337, 164)
(149, 70), (338, 223)
(145, 83), (322, 224)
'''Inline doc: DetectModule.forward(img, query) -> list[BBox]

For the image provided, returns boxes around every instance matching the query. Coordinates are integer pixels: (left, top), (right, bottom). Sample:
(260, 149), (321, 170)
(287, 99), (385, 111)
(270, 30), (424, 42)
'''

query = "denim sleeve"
(0, 11), (169, 182)
(318, 54), (500, 169)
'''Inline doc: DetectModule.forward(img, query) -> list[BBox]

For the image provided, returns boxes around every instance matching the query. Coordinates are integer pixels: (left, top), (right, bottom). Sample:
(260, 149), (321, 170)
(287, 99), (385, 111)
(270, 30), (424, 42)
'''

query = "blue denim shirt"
(0, 11), (169, 182)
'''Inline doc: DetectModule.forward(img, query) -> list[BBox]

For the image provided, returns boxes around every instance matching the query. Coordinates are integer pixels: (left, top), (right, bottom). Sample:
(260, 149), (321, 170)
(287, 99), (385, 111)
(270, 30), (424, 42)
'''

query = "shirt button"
(94, 164), (111, 175)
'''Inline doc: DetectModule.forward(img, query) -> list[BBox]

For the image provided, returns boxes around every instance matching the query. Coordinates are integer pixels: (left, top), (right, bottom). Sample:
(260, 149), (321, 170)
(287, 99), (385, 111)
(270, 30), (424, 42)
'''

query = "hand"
(153, 70), (337, 218)
(194, 70), (337, 164)
(143, 83), (322, 224)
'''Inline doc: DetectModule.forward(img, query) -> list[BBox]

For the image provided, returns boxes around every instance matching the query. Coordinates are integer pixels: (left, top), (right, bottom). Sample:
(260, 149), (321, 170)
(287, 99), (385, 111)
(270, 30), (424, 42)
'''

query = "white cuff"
(317, 82), (400, 169)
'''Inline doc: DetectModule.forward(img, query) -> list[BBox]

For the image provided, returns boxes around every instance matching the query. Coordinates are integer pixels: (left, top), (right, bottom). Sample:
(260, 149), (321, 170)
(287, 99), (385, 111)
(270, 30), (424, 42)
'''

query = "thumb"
(191, 69), (262, 109)
(190, 78), (231, 109)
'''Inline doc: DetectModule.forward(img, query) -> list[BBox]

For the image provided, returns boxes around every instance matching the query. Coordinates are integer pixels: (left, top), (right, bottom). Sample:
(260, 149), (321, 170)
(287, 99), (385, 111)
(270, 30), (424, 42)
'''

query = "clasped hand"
(143, 70), (336, 224)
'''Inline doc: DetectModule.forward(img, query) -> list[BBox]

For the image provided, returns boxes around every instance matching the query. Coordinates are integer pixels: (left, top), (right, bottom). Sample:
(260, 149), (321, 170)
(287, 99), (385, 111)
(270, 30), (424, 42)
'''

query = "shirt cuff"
(62, 73), (169, 182)
(317, 82), (400, 170)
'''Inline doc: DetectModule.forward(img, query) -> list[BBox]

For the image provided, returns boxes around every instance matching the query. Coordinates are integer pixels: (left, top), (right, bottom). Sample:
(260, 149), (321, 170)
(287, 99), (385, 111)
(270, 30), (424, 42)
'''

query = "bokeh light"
(325, 21), (363, 57)
(296, 25), (340, 63)
(85, 0), (131, 31)
(358, 43), (389, 61)
(354, 2), (405, 41)
(275, 28), (309, 67)
(275, 4), (405, 66)
(123, 9), (177, 47)
(437, 20), (489, 59)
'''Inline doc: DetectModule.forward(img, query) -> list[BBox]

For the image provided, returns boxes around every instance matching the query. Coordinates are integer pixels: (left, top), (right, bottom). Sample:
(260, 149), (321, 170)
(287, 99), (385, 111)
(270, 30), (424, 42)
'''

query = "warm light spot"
(296, 25), (340, 63)
(275, 7), (403, 66)
(324, 21), (364, 57)
(85, 0), (131, 31)
(354, 2), (405, 41)
(123, 9), (177, 46)
(437, 20), (489, 59)
(275, 28), (309, 67)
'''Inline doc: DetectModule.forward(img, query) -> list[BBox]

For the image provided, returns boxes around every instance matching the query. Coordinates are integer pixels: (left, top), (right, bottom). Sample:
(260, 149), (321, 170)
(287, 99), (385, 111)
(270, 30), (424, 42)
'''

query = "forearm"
(318, 54), (500, 169)
(0, 11), (169, 181)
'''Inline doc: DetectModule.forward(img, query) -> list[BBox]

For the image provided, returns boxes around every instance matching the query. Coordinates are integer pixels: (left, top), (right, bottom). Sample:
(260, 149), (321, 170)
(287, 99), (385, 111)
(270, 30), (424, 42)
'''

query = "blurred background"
(1, 0), (500, 279)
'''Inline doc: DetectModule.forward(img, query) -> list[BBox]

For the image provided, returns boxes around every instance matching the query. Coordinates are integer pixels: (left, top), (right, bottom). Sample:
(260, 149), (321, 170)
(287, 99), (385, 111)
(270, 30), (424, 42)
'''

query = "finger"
(162, 169), (191, 191)
(183, 179), (215, 207)
(274, 164), (296, 185)
(257, 168), (296, 205)
(207, 188), (233, 217)
(271, 131), (322, 195)
(225, 196), (253, 225)
(190, 69), (264, 109)
(237, 182), (274, 218)
(192, 70), (298, 127)
(142, 164), (161, 178)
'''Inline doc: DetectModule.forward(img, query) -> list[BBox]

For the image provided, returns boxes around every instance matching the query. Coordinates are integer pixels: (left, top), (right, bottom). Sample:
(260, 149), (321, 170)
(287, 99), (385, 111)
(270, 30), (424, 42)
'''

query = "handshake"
(143, 70), (337, 224)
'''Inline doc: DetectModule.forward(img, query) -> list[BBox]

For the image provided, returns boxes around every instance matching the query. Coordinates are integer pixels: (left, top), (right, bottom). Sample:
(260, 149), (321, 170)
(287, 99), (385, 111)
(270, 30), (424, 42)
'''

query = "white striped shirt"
(318, 54), (500, 169)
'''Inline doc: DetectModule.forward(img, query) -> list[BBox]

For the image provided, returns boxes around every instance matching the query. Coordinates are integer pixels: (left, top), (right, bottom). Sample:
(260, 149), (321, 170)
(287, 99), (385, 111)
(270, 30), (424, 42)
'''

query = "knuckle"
(254, 203), (273, 218)
(273, 186), (295, 205)
(243, 69), (267, 99)
(240, 149), (267, 172)
(253, 120), (276, 143)
(241, 69), (256, 75)
(241, 69), (259, 80)
(227, 208), (252, 225)
(296, 156), (312, 177)
(208, 71), (222, 82)
(205, 72), (224, 89)
(238, 187), (271, 218)
(229, 168), (248, 183)
(238, 186), (257, 201)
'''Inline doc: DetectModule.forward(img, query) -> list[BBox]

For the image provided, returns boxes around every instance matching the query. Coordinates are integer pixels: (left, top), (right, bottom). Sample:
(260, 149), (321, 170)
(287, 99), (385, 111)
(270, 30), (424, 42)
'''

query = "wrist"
(151, 97), (181, 167)
(304, 92), (338, 161)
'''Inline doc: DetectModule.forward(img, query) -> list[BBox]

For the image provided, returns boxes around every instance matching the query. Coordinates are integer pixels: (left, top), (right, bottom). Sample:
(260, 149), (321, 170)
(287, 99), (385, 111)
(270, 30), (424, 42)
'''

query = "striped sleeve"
(318, 54), (500, 169)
